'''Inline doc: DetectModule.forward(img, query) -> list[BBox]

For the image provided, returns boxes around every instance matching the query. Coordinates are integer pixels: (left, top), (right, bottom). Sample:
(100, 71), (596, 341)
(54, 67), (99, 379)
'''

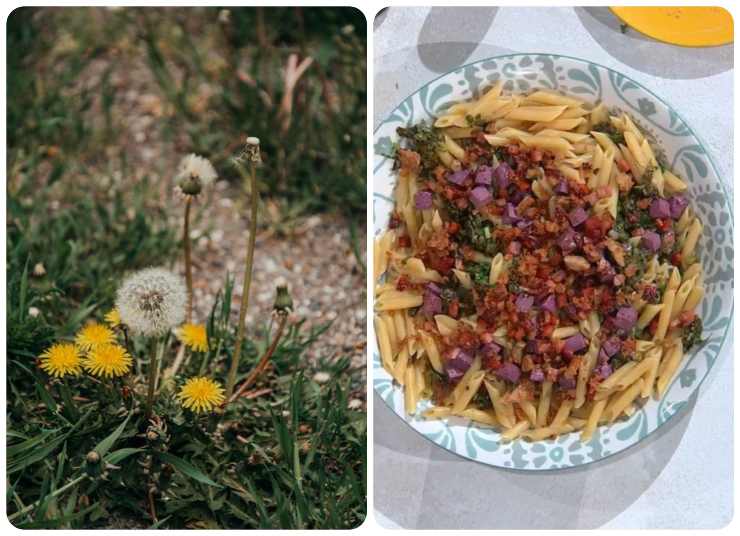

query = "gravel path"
(184, 180), (367, 368)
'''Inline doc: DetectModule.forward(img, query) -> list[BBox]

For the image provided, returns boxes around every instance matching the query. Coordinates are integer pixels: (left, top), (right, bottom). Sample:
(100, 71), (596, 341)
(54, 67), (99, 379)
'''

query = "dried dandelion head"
(39, 342), (82, 378)
(175, 153), (217, 197)
(84, 343), (132, 378)
(177, 377), (225, 413)
(235, 136), (262, 166)
(115, 267), (187, 337)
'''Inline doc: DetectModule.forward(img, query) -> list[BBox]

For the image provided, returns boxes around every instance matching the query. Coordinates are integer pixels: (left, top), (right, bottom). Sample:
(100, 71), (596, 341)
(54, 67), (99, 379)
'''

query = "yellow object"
(178, 377), (225, 413)
(75, 322), (116, 351)
(177, 323), (209, 352)
(104, 308), (121, 328)
(610, 7), (733, 47)
(39, 342), (82, 378)
(83, 343), (133, 378)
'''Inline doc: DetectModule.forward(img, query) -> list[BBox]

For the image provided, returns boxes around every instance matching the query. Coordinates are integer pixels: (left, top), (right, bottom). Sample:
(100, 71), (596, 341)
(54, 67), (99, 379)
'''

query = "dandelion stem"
(225, 161), (259, 399)
(223, 312), (288, 407)
(183, 197), (194, 323)
(8, 474), (87, 521)
(145, 340), (165, 417)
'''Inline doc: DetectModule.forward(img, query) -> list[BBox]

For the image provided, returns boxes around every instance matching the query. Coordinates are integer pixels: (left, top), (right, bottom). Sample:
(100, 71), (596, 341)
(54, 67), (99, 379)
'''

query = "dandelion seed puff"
(178, 377), (225, 413)
(39, 342), (82, 378)
(115, 267), (187, 337)
(176, 153), (217, 196)
(83, 343), (132, 378)
(312, 371), (331, 384)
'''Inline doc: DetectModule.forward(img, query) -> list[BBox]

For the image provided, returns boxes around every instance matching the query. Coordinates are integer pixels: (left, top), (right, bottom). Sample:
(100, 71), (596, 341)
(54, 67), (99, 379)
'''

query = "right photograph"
(372, 6), (733, 530)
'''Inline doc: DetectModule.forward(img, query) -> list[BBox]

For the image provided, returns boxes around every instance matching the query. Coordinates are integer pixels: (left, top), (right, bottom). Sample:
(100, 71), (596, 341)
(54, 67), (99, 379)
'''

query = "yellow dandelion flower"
(177, 323), (209, 352)
(83, 344), (132, 378)
(39, 342), (82, 378)
(104, 308), (121, 328)
(177, 377), (224, 413)
(75, 322), (115, 351)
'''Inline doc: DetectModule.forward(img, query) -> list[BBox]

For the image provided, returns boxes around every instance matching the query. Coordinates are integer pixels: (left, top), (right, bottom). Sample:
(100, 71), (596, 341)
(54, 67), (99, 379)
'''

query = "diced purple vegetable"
(669, 195), (689, 220)
(502, 203), (520, 224)
(557, 227), (579, 254)
(598, 347), (610, 363)
(596, 363), (613, 379)
(509, 190), (526, 205)
(641, 230), (661, 253)
(469, 186), (493, 208)
(447, 367), (465, 381)
(558, 375), (576, 390)
(601, 336), (621, 357)
(447, 169), (470, 186)
(649, 198), (671, 219)
(516, 219), (533, 230)
(475, 165), (493, 185)
(420, 290), (442, 317)
(613, 306), (638, 331)
(495, 362), (521, 383)
(563, 333), (587, 355)
(530, 369), (545, 382)
(568, 206), (588, 227)
(515, 294), (534, 313)
(540, 294), (557, 314)
(425, 282), (441, 295)
(494, 163), (511, 190)
(555, 180), (569, 195)
(480, 342), (501, 357)
(414, 190), (434, 210)
(525, 340), (538, 354)
(445, 348), (473, 381)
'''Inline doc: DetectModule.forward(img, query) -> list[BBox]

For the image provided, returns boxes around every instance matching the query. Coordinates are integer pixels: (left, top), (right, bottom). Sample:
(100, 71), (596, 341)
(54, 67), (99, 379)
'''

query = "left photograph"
(6, 6), (366, 529)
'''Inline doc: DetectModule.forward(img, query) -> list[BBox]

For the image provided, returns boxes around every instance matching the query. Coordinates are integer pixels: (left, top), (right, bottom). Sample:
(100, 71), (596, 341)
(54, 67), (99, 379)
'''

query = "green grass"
(6, 6), (366, 529)
(8, 7), (366, 217)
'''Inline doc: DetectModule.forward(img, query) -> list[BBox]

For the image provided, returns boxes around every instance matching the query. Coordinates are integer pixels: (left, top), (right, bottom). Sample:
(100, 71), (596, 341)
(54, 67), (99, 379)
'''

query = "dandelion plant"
(115, 266), (187, 415)
(225, 136), (262, 399)
(175, 153), (217, 322)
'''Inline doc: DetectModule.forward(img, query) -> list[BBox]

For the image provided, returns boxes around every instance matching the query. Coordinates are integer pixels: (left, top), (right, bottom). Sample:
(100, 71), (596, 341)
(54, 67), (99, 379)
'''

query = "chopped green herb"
(682, 317), (704, 351)
(396, 121), (442, 172)
(593, 121), (625, 145)
(464, 262), (491, 287)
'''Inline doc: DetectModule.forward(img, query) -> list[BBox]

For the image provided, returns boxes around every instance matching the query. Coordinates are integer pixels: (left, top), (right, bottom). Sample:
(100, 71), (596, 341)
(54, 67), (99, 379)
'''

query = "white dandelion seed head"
(312, 371), (331, 384)
(176, 154), (217, 195)
(246, 136), (260, 146)
(115, 267), (187, 337)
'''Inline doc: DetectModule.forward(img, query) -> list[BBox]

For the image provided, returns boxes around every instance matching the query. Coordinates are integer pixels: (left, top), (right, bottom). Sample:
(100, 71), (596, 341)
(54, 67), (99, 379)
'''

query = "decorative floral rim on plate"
(372, 53), (733, 470)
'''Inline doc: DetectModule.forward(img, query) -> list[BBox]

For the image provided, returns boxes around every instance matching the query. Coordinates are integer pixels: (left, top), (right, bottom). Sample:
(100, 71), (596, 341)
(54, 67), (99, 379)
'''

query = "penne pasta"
(377, 83), (706, 444)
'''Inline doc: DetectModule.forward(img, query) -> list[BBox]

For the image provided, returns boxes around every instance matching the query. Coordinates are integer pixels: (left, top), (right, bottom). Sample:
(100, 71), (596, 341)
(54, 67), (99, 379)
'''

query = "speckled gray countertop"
(373, 6), (733, 529)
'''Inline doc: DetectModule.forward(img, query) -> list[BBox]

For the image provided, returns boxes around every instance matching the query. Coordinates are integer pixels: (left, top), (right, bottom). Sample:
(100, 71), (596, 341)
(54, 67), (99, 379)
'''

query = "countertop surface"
(373, 6), (733, 529)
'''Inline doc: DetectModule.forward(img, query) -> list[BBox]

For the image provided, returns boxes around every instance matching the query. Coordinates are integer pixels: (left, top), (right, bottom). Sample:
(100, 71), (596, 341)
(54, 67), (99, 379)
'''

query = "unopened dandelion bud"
(86, 451), (100, 464)
(273, 285), (293, 314)
(146, 430), (159, 442)
(32, 262), (46, 277)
